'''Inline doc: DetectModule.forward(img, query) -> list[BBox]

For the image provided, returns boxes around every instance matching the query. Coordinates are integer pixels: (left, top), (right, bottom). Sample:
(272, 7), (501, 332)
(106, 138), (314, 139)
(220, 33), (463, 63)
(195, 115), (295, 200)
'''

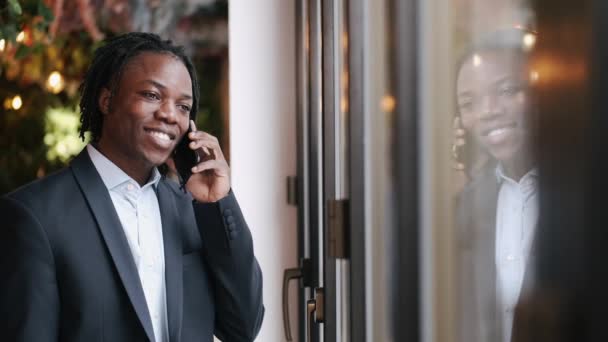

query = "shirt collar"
(86, 144), (161, 191)
(495, 163), (538, 184)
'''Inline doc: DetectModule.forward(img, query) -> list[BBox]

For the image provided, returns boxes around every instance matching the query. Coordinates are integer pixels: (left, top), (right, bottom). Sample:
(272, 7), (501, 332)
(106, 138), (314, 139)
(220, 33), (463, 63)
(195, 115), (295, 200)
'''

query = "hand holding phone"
(177, 120), (231, 202)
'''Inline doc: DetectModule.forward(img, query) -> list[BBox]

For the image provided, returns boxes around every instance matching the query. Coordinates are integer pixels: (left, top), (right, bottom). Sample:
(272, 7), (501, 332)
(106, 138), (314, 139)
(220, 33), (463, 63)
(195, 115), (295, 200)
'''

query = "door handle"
(282, 259), (312, 341)
(307, 287), (325, 342)
(283, 267), (302, 341)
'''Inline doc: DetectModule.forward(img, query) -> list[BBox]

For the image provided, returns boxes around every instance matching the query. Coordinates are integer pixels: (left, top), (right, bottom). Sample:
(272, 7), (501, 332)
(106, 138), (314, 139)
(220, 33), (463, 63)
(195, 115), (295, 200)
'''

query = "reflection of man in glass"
(455, 28), (538, 342)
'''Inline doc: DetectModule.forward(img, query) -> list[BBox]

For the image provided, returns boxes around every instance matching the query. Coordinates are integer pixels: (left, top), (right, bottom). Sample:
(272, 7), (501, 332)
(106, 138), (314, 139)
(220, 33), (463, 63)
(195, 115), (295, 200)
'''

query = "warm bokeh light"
(473, 54), (482, 67)
(530, 70), (540, 83)
(523, 33), (536, 50)
(11, 95), (23, 110)
(16, 31), (25, 43)
(381, 95), (396, 113)
(0, 39), (5, 52)
(46, 71), (66, 94)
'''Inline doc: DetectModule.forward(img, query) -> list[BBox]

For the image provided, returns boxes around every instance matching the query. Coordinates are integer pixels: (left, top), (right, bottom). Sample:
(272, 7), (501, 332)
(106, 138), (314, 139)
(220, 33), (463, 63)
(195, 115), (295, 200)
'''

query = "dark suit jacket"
(456, 164), (536, 342)
(0, 150), (264, 342)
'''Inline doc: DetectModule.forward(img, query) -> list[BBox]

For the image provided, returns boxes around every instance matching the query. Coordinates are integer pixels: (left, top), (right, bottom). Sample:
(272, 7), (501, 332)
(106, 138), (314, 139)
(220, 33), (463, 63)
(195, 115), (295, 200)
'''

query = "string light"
(16, 31), (25, 43)
(11, 95), (23, 110)
(46, 71), (66, 94)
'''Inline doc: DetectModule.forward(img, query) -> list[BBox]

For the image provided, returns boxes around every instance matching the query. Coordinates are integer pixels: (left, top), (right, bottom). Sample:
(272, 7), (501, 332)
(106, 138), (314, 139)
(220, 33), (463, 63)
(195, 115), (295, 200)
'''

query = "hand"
(184, 120), (231, 203)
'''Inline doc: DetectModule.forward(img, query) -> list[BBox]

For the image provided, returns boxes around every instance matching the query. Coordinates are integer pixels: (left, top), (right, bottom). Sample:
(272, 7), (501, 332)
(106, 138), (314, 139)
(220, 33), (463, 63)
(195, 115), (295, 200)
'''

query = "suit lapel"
(70, 150), (156, 342)
(156, 181), (183, 342)
(472, 169), (500, 339)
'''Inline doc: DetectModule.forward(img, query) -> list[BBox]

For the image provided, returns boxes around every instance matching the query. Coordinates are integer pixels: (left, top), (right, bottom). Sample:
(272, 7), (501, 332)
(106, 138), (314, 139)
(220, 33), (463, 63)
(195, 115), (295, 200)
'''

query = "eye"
(141, 91), (160, 100)
(178, 104), (191, 114)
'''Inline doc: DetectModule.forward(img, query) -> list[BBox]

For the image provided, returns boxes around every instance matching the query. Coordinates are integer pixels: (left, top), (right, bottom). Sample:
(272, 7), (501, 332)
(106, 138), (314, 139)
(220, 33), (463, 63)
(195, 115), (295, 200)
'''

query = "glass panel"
(449, 1), (538, 342)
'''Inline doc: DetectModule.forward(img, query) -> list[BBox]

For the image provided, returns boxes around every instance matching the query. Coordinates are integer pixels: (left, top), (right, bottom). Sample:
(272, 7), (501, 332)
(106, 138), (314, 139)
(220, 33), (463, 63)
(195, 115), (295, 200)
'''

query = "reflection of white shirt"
(87, 145), (168, 342)
(495, 166), (538, 342)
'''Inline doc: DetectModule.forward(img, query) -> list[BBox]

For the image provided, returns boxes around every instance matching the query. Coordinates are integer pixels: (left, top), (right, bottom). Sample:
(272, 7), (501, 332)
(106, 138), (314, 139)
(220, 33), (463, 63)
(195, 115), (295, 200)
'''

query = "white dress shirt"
(87, 145), (168, 342)
(495, 166), (538, 342)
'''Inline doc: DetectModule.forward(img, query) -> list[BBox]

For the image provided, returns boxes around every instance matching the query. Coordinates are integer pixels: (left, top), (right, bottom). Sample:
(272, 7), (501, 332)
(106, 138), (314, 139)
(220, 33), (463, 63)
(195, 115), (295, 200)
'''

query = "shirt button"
(506, 254), (516, 261)
(127, 183), (135, 191)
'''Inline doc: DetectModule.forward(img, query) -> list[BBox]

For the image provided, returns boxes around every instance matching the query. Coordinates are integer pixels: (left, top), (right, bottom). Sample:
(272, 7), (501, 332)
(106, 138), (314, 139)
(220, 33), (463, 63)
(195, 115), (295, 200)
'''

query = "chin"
(144, 152), (173, 167)
(489, 146), (524, 166)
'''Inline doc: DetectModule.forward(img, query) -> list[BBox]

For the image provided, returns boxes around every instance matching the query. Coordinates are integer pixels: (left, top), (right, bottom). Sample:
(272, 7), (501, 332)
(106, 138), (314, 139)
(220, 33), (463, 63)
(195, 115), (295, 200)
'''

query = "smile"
(482, 123), (516, 137)
(144, 128), (176, 141)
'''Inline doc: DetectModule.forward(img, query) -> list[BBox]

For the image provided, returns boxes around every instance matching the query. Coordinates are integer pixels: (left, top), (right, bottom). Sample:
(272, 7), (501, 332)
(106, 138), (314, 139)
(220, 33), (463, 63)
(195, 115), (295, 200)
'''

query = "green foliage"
(0, 0), (228, 194)
(1, 0), (53, 41)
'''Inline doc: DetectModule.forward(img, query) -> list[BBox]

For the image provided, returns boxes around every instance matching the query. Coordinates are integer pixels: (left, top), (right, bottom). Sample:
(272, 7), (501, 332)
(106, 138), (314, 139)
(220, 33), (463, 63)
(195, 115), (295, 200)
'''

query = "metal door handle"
(307, 298), (316, 342)
(306, 288), (324, 342)
(283, 267), (303, 341)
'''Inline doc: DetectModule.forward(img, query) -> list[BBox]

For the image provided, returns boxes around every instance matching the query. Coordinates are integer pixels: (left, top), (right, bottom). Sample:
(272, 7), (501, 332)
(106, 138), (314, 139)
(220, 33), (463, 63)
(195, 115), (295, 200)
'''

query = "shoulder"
(158, 177), (194, 204)
(3, 168), (76, 211)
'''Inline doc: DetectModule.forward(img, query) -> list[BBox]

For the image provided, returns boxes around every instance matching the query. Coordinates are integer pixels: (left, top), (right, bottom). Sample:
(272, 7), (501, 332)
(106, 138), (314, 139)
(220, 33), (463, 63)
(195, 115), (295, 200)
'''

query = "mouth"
(144, 127), (177, 147)
(479, 122), (519, 146)
(481, 122), (517, 138)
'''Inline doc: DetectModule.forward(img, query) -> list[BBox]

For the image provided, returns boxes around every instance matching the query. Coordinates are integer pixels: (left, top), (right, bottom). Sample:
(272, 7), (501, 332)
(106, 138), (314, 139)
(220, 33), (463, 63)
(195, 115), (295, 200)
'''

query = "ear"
(98, 88), (111, 115)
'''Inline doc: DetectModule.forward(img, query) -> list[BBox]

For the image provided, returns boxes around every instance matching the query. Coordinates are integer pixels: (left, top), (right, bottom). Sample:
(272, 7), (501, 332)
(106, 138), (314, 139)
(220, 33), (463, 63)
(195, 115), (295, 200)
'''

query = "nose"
(478, 93), (501, 120)
(156, 101), (177, 123)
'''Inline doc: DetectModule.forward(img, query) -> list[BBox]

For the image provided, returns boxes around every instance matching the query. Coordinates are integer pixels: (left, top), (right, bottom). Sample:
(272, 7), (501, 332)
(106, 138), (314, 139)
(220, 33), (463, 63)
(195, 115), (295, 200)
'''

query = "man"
(455, 28), (538, 342)
(0, 32), (264, 342)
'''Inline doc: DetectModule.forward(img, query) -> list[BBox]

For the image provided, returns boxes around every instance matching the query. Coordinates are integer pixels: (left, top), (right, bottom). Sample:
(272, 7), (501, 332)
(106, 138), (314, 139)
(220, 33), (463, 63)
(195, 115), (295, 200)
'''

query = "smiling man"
(0, 32), (264, 342)
(455, 29), (538, 342)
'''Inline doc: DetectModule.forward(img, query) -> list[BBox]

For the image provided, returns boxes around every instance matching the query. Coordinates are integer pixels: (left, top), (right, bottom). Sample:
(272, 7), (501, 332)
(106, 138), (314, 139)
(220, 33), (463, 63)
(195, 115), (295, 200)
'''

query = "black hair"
(78, 32), (200, 142)
(455, 28), (536, 78)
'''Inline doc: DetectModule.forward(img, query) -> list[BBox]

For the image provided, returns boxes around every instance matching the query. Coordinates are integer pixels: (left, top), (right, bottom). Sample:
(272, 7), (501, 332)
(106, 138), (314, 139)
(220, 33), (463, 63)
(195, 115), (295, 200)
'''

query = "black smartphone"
(173, 126), (199, 188)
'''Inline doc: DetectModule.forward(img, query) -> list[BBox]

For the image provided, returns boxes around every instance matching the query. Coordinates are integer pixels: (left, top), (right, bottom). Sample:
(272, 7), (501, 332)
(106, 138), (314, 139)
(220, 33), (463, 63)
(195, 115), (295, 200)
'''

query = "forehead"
(116, 52), (193, 92)
(457, 50), (528, 90)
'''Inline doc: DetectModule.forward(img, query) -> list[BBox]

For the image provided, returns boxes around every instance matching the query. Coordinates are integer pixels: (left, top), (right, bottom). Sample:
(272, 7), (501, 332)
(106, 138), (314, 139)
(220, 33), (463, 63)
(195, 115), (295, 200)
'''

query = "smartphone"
(173, 126), (199, 188)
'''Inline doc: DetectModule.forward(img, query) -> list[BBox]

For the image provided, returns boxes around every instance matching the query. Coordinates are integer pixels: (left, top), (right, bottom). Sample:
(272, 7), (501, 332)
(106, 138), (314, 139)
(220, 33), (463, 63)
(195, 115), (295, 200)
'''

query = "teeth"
(148, 130), (171, 141)
(488, 127), (509, 137)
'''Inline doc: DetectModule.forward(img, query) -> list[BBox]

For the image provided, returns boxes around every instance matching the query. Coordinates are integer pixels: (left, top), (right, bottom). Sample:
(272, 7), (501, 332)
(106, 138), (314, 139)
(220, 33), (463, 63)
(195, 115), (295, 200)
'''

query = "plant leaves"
(1, 24), (18, 41)
(15, 44), (31, 60)
(8, 0), (23, 16)
(37, 1), (54, 23)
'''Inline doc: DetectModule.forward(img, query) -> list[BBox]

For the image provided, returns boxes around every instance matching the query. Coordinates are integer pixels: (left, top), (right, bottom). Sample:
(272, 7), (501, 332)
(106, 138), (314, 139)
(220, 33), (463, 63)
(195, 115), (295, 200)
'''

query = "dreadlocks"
(78, 32), (200, 142)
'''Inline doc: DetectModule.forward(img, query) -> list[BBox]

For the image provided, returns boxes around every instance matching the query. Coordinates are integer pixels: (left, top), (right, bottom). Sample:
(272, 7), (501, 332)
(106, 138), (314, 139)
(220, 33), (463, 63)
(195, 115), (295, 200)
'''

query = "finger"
(190, 119), (197, 132)
(191, 159), (229, 174)
(189, 137), (221, 151)
(188, 130), (219, 144)
(189, 138), (225, 160)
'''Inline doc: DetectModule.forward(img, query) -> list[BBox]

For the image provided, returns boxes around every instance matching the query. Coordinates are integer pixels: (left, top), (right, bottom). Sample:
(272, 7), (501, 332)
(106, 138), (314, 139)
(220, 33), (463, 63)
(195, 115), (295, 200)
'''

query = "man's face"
(98, 52), (193, 170)
(456, 50), (533, 164)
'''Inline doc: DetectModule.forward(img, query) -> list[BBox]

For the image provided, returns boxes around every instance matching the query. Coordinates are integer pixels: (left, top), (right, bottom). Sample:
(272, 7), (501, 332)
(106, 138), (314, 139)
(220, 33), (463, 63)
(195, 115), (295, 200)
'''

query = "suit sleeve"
(192, 191), (264, 341)
(0, 196), (60, 342)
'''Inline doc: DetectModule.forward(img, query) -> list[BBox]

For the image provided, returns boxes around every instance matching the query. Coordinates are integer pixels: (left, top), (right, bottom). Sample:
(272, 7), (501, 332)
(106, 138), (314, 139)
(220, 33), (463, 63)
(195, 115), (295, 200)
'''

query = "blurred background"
(0, 0), (229, 194)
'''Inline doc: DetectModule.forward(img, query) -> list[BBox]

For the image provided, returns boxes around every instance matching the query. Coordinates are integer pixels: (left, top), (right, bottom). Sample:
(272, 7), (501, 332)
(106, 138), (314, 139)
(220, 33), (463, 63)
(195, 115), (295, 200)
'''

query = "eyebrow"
(457, 75), (522, 98)
(142, 79), (193, 100)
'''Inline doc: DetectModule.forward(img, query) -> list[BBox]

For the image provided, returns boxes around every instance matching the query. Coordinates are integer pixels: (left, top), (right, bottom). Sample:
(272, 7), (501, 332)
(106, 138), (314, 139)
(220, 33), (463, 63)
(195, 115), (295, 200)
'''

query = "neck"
(502, 152), (535, 182)
(94, 141), (153, 186)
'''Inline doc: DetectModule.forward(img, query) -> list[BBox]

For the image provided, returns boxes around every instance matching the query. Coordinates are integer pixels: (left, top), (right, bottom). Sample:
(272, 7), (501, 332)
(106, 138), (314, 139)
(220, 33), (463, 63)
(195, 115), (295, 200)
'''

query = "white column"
(229, 1), (298, 341)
